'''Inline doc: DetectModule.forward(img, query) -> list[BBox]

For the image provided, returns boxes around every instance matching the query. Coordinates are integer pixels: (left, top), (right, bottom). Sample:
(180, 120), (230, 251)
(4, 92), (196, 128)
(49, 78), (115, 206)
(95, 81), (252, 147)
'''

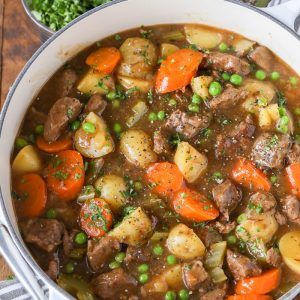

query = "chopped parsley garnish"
(66, 108), (73, 119)
(53, 171), (68, 181)
(169, 133), (184, 147)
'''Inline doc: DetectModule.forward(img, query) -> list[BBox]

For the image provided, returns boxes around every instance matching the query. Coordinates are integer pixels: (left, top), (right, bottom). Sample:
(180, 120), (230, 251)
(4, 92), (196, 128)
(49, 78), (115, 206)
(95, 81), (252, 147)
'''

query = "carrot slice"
(286, 162), (300, 198)
(155, 49), (203, 94)
(36, 136), (73, 154)
(86, 47), (121, 74)
(14, 173), (47, 218)
(80, 198), (113, 238)
(232, 158), (271, 192)
(235, 268), (281, 295)
(146, 162), (185, 197)
(228, 295), (273, 300)
(46, 150), (85, 201)
(172, 187), (219, 222)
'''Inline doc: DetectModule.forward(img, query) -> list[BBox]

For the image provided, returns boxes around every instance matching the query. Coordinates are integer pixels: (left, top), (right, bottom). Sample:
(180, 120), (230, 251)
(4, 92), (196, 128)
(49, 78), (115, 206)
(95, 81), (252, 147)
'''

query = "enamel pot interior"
(0, 0), (299, 298)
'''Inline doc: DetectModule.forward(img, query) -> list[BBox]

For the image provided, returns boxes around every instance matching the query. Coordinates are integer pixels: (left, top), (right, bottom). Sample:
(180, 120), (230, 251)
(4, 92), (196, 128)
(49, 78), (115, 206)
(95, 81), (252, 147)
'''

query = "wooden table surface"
(0, 0), (43, 280)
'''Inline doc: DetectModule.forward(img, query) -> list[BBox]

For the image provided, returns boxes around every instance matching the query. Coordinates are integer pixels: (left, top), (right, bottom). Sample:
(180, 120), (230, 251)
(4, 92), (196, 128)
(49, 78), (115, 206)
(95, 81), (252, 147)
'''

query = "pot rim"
(0, 0), (299, 298)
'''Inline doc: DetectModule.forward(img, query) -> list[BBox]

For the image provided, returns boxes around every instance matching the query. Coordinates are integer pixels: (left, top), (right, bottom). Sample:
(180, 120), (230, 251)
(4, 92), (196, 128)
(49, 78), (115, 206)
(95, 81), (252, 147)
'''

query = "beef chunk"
(275, 212), (287, 225)
(21, 218), (65, 252)
(56, 68), (78, 98)
(213, 221), (236, 234)
(63, 229), (80, 256)
(246, 192), (277, 219)
(249, 46), (274, 72)
(212, 179), (242, 220)
(46, 257), (59, 280)
(251, 133), (290, 169)
(91, 268), (137, 299)
(198, 228), (222, 248)
(44, 97), (82, 142)
(266, 248), (282, 267)
(182, 260), (209, 290)
(26, 107), (47, 131)
(287, 143), (300, 165)
(280, 195), (300, 224)
(85, 158), (104, 185)
(153, 131), (170, 155)
(200, 289), (226, 300)
(125, 246), (151, 265)
(206, 52), (251, 75)
(215, 116), (256, 158)
(84, 94), (107, 116)
(226, 249), (262, 280)
(165, 110), (211, 139)
(87, 236), (121, 272)
(209, 85), (248, 111)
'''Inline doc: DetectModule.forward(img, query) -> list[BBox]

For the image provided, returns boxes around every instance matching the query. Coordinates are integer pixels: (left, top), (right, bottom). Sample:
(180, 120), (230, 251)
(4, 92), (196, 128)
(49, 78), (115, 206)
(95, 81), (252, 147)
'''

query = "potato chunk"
(279, 231), (300, 261)
(160, 43), (179, 58)
(94, 175), (127, 212)
(184, 25), (222, 49)
(108, 207), (152, 246)
(120, 129), (157, 168)
(174, 142), (207, 183)
(12, 145), (42, 176)
(77, 68), (115, 95)
(75, 112), (114, 158)
(167, 223), (205, 260)
(118, 75), (153, 93)
(191, 76), (213, 100)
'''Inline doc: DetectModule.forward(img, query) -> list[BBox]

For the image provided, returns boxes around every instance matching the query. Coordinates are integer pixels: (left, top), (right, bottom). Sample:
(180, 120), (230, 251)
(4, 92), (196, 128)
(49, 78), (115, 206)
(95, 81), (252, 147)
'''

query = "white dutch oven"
(0, 0), (299, 299)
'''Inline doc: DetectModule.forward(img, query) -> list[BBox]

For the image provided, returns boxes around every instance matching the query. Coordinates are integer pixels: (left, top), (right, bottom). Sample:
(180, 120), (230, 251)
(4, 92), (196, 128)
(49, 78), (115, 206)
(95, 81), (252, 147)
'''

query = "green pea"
(168, 99), (177, 106)
(290, 76), (298, 86)
(294, 108), (300, 116)
(237, 213), (247, 224)
(230, 74), (243, 86)
(113, 122), (122, 134)
(15, 137), (28, 150)
(209, 81), (222, 96)
(153, 245), (163, 256)
(139, 273), (149, 284)
(138, 263), (149, 273)
(270, 71), (280, 81)
(255, 70), (266, 80)
(74, 232), (87, 245)
(157, 111), (166, 120)
(65, 262), (74, 274)
(188, 103), (200, 113)
(112, 99), (121, 109)
(106, 91), (117, 100)
(178, 289), (189, 300)
(165, 291), (176, 300)
(222, 72), (230, 81)
(270, 175), (277, 184)
(167, 255), (177, 265)
(46, 208), (57, 219)
(70, 120), (81, 131)
(134, 181), (143, 191)
(192, 93), (201, 104)
(281, 115), (289, 125)
(82, 122), (96, 133)
(109, 261), (120, 269)
(227, 235), (237, 245)
(219, 42), (229, 52)
(35, 124), (44, 135)
(115, 252), (126, 263)
(149, 112), (157, 122)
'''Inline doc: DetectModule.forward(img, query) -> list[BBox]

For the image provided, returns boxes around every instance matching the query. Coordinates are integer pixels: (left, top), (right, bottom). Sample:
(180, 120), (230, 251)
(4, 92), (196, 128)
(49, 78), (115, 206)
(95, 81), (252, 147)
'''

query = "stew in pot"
(10, 24), (300, 299)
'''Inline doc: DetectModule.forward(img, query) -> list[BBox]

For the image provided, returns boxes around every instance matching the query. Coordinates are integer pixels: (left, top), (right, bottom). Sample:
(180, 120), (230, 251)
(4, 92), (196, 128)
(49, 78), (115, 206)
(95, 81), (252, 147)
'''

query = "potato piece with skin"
(160, 43), (179, 58)
(77, 68), (115, 95)
(75, 112), (114, 158)
(12, 145), (42, 176)
(184, 25), (222, 49)
(279, 231), (300, 260)
(118, 75), (153, 93)
(118, 37), (158, 79)
(236, 213), (278, 243)
(233, 38), (256, 56)
(94, 175), (127, 212)
(243, 79), (276, 103)
(174, 142), (208, 183)
(120, 129), (157, 168)
(167, 223), (206, 260)
(282, 256), (300, 275)
(108, 207), (152, 246)
(191, 76), (213, 100)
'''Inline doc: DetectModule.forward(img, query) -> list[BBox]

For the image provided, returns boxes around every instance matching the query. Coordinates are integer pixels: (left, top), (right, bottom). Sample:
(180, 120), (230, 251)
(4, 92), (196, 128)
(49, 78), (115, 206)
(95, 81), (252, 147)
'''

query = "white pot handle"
(0, 225), (47, 300)
(260, 0), (300, 33)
